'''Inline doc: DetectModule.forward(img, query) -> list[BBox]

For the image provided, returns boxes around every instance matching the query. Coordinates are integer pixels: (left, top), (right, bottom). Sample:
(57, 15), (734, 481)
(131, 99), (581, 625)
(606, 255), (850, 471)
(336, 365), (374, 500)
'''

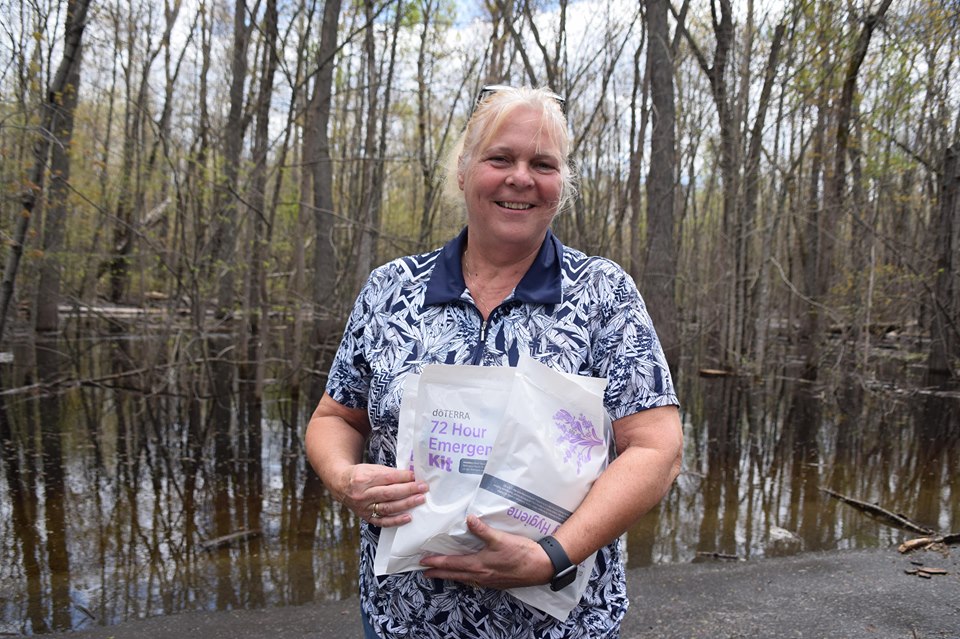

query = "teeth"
(498, 202), (533, 210)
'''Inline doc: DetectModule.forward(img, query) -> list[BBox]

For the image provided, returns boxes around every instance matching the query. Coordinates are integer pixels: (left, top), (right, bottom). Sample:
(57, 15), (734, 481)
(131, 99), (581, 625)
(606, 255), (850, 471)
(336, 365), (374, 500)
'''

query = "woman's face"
(458, 106), (563, 252)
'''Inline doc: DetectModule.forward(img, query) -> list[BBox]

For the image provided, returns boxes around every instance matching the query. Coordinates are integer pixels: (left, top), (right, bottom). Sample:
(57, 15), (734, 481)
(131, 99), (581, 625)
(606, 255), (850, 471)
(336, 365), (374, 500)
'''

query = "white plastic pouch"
(436, 355), (610, 620)
(374, 364), (515, 574)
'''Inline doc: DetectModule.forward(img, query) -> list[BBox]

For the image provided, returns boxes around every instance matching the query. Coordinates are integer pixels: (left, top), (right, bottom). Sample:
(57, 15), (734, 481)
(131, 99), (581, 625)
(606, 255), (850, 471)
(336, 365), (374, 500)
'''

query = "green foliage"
(399, 0), (459, 30)
(828, 264), (927, 328)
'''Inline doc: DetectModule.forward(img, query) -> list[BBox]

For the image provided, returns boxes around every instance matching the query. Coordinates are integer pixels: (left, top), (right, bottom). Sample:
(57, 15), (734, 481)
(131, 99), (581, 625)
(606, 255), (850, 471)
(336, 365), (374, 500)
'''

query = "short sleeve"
(325, 276), (377, 410)
(591, 265), (678, 420)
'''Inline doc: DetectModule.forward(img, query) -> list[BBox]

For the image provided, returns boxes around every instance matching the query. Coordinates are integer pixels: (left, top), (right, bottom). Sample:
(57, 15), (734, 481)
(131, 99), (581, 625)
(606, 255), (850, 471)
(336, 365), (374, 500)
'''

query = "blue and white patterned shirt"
(325, 228), (678, 639)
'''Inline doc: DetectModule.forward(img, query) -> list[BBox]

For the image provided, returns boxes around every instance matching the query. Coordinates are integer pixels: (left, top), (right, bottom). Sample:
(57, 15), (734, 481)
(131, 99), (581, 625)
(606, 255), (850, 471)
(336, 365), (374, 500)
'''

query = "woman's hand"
(305, 392), (428, 528)
(334, 463), (428, 527)
(419, 515), (554, 589)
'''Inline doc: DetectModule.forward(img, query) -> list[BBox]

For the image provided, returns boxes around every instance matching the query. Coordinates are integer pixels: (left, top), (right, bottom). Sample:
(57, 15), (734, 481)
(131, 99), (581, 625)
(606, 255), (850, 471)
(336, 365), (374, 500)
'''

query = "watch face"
(550, 564), (577, 591)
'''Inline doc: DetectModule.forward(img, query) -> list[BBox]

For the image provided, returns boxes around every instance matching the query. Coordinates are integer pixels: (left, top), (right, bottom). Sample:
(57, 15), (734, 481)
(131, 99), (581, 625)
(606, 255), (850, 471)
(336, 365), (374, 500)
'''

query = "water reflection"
(635, 371), (959, 568)
(0, 332), (957, 635)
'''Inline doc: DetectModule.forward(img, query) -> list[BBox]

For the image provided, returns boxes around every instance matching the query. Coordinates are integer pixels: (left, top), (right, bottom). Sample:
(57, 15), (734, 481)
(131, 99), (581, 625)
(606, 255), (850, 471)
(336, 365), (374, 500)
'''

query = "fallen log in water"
(199, 529), (262, 551)
(820, 488), (935, 535)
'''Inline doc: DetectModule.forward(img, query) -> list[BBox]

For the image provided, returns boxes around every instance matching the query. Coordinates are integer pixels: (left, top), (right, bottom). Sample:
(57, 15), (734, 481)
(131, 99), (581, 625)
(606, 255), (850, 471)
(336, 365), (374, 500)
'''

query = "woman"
(304, 85), (682, 638)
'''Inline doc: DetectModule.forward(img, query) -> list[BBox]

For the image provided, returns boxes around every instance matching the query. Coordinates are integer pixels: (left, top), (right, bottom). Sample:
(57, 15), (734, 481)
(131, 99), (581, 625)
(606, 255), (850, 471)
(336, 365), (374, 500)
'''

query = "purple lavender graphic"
(554, 409), (603, 474)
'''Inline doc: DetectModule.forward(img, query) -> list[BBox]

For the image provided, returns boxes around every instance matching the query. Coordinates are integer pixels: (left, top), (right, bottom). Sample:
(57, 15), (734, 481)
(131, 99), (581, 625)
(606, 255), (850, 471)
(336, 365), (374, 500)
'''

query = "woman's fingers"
(342, 464), (428, 526)
(420, 520), (547, 589)
(365, 491), (427, 526)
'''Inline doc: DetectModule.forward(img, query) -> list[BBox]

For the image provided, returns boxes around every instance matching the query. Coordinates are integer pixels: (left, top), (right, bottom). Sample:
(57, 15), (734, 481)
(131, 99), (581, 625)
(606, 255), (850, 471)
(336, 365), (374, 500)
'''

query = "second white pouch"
(440, 355), (610, 620)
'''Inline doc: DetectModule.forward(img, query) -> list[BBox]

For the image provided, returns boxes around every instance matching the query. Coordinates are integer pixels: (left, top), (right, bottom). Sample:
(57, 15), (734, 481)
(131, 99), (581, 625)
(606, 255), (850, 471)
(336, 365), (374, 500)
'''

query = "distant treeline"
(1, 0), (957, 386)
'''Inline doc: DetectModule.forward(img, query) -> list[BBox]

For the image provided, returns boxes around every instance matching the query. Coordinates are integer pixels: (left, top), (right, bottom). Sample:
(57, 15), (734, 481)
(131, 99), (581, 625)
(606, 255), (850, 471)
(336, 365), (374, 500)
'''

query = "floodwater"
(0, 329), (957, 635)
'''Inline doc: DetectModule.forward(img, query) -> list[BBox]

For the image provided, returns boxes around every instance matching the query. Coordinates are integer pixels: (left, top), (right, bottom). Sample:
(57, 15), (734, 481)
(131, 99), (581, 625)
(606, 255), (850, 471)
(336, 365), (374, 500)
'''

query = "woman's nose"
(506, 163), (534, 187)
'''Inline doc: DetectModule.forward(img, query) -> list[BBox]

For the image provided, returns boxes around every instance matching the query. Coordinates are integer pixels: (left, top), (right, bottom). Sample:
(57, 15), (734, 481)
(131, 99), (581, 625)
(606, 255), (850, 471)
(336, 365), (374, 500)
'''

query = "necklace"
(462, 249), (507, 316)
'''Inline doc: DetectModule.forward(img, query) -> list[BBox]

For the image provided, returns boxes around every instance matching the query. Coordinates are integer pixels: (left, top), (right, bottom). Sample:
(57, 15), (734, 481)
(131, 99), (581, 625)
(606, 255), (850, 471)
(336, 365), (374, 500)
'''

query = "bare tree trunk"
(495, 0), (540, 86)
(245, 0), (279, 393)
(850, 117), (872, 371)
(352, 0), (385, 291)
(675, 0), (740, 366)
(821, 0), (893, 366)
(308, 0), (344, 396)
(185, 0), (214, 329)
(209, 0), (252, 319)
(0, 0), (92, 344)
(751, 65), (795, 378)
(644, 0), (678, 369)
(35, 1), (86, 333)
(742, 20), (787, 374)
(108, 6), (166, 304)
(208, 0), (252, 518)
(144, 0), (189, 289)
(627, 24), (649, 281)
(928, 139), (960, 377)
(108, 50), (137, 305)
(731, 0), (755, 370)
(484, 0), (510, 82)
(355, 0), (404, 292)
(800, 75), (829, 380)
(416, 0), (437, 247)
(519, 0), (562, 89)
(286, 0), (319, 392)
(705, 0), (739, 366)
(79, 15), (120, 303)
(289, 0), (320, 392)
(415, 0), (456, 249)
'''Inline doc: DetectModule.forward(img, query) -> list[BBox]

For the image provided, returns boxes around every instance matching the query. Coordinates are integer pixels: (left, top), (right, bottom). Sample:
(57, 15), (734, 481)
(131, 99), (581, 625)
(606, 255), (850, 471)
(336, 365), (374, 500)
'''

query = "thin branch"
(821, 488), (935, 536)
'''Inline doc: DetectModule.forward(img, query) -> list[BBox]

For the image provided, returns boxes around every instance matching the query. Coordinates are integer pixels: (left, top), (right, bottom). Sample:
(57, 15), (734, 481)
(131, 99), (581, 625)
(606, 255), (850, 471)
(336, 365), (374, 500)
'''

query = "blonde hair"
(441, 86), (578, 213)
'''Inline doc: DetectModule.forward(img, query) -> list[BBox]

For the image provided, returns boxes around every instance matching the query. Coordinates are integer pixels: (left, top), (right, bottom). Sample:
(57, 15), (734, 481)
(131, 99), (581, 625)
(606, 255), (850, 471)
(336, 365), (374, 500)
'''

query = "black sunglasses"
(472, 84), (566, 116)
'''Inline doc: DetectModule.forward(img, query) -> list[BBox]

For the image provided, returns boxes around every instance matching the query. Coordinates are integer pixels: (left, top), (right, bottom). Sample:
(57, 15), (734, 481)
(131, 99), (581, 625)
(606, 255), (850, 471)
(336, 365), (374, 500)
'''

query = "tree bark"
(928, 139), (960, 377)
(644, 0), (678, 369)
(290, 0), (320, 392)
(209, 0), (252, 319)
(35, 0), (87, 333)
(627, 22), (648, 281)
(674, 0), (740, 366)
(245, 0), (280, 403)
(352, 0), (387, 292)
(743, 21), (787, 374)
(806, 0), (893, 377)
(108, 5), (166, 304)
(308, 0), (345, 395)
(0, 0), (92, 344)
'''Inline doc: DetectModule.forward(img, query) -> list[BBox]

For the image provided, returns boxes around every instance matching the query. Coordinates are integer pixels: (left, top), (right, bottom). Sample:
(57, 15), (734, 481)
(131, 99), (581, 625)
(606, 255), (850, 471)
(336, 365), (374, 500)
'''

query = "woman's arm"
(305, 392), (428, 526)
(420, 404), (683, 588)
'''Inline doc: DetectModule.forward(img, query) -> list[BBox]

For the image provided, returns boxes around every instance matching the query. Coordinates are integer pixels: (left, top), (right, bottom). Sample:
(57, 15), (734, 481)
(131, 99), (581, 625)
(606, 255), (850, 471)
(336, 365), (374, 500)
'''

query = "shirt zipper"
(471, 317), (488, 365)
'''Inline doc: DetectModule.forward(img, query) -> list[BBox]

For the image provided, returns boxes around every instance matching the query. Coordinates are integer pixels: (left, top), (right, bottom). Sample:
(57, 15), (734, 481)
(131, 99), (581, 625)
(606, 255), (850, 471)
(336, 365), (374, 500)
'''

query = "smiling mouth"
(497, 201), (534, 210)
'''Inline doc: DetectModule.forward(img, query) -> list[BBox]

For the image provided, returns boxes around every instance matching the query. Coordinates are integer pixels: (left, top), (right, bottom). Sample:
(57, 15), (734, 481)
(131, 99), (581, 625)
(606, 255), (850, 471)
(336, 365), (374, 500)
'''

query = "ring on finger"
(371, 502), (381, 518)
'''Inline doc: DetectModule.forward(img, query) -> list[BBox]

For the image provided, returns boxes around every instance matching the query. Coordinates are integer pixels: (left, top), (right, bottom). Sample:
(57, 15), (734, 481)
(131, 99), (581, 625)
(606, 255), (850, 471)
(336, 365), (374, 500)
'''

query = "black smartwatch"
(536, 536), (577, 591)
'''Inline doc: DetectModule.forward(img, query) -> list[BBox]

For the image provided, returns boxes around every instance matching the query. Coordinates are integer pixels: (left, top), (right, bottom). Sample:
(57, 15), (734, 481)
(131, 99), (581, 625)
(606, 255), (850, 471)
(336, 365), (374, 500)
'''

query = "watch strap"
(536, 535), (576, 590)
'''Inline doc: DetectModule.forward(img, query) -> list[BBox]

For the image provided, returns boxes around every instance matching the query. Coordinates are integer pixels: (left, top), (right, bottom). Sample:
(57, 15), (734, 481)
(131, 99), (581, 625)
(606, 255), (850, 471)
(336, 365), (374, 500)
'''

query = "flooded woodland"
(1, 317), (957, 635)
(3, 0), (960, 635)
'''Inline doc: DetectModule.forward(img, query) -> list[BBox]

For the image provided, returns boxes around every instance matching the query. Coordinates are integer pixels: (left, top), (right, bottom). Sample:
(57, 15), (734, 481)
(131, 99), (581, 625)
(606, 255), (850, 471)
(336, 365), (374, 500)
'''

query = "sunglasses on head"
(472, 84), (567, 116)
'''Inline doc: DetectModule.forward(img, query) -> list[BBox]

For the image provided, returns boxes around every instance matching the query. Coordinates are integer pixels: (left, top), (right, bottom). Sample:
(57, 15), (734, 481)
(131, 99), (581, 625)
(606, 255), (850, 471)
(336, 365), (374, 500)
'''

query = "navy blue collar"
(423, 227), (563, 307)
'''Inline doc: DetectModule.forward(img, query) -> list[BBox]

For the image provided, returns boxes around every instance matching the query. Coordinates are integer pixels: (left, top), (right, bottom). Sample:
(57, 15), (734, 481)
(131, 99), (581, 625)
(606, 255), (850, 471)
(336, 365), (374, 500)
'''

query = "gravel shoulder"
(57, 547), (959, 639)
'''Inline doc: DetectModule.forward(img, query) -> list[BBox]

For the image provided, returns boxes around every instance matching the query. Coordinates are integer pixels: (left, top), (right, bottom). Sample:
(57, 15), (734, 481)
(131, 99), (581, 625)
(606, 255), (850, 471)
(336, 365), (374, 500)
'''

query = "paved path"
(57, 548), (959, 639)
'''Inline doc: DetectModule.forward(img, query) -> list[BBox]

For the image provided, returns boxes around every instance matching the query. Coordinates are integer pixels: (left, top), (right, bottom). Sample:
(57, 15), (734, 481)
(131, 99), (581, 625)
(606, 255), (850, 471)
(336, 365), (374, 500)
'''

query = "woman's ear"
(457, 157), (465, 190)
